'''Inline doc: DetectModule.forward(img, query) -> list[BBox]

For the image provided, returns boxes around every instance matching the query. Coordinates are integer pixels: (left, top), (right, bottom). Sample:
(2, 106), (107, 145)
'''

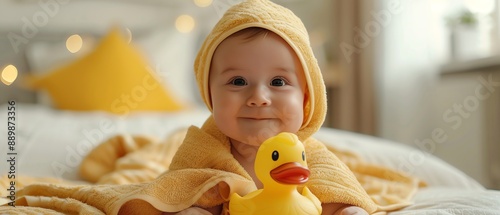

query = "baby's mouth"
(241, 117), (273, 120)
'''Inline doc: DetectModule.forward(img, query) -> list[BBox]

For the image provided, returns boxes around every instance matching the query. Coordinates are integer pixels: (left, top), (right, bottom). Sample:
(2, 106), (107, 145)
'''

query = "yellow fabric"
(25, 27), (186, 114)
(0, 130), (257, 214)
(0, 128), (422, 215)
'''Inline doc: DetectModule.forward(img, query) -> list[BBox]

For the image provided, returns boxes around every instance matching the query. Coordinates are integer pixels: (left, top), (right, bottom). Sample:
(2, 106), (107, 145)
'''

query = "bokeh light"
(66, 34), (83, 53)
(194, 0), (212, 7)
(175, 15), (196, 33)
(1, 64), (18, 86)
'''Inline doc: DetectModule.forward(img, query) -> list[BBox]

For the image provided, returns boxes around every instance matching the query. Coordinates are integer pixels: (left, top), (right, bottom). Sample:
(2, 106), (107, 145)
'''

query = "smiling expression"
(209, 29), (307, 147)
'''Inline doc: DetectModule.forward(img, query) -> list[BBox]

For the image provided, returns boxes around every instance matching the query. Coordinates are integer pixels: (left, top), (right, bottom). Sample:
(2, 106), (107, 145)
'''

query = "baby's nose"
(247, 86), (271, 107)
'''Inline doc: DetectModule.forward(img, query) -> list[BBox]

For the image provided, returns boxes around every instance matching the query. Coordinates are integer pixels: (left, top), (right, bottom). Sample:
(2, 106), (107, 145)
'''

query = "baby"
(167, 0), (372, 214)
(207, 27), (368, 215)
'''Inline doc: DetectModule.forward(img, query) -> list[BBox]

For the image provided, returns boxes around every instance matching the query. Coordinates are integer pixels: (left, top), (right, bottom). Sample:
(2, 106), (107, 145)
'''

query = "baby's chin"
(232, 132), (282, 147)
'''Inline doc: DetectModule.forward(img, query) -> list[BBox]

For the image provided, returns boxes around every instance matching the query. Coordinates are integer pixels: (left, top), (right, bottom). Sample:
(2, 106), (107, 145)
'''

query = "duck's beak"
(270, 162), (309, 185)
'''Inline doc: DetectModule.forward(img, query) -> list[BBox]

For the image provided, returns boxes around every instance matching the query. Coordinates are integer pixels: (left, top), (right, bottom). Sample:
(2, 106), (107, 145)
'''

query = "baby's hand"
(174, 207), (212, 215)
(333, 206), (369, 215)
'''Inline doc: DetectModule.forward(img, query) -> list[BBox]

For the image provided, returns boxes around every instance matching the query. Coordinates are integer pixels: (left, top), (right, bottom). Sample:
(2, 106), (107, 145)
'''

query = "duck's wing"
(301, 186), (322, 214)
(229, 191), (258, 215)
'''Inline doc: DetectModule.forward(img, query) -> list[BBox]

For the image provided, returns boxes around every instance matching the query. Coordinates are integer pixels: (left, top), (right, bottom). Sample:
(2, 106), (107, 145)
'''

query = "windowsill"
(441, 55), (500, 74)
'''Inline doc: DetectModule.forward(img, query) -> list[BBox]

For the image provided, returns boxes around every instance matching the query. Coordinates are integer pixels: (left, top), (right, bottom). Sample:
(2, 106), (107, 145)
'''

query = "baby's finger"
(339, 206), (369, 215)
(175, 207), (212, 215)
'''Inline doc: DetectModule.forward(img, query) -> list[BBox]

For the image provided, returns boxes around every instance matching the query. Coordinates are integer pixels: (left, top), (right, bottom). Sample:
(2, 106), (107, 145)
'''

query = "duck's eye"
(302, 151), (306, 161)
(272, 150), (279, 161)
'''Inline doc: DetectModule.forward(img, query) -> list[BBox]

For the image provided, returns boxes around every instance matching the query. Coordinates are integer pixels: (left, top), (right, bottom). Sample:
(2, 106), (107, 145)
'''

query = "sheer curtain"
(328, 0), (377, 135)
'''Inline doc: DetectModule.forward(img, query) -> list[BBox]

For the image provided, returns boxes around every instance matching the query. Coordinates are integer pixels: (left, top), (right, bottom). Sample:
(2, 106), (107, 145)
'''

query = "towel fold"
(0, 127), (257, 214)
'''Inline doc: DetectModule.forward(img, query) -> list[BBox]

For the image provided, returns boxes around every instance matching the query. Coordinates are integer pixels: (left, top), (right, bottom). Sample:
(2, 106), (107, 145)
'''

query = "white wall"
(433, 71), (490, 187)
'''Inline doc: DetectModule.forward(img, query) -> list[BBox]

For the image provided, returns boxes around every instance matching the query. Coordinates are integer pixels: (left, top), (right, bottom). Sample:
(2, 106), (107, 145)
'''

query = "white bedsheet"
(314, 128), (500, 214)
(0, 103), (210, 181)
(1, 103), (499, 214)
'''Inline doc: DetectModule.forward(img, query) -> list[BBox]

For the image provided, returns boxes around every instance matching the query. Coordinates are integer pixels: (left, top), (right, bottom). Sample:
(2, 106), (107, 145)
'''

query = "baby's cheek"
(285, 101), (305, 126)
(278, 111), (303, 133)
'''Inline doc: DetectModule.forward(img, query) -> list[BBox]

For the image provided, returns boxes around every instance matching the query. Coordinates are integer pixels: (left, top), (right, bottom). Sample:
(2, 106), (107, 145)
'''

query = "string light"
(66, 34), (83, 53)
(1, 64), (18, 86)
(175, 15), (195, 33)
(194, 0), (212, 7)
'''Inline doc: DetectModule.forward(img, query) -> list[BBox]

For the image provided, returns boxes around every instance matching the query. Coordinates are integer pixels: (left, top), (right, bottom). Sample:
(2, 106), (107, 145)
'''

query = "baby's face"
(209, 32), (306, 147)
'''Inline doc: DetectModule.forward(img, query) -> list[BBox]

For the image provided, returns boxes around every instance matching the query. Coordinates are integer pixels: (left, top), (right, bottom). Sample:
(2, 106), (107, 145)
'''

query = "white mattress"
(0, 104), (210, 181)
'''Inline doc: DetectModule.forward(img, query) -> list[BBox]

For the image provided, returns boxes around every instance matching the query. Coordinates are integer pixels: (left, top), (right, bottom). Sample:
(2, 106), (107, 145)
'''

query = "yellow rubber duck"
(229, 132), (322, 215)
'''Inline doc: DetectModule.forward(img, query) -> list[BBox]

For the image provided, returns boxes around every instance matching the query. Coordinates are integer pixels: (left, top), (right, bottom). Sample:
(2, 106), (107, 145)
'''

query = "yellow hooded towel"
(1, 0), (422, 214)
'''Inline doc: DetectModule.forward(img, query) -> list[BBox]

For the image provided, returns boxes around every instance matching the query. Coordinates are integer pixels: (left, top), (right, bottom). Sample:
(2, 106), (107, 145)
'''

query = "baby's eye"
(229, 77), (247, 86)
(270, 77), (287, 86)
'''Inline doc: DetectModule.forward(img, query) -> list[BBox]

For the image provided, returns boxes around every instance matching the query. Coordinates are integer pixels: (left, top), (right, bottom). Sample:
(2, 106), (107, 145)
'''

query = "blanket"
(0, 125), (424, 214)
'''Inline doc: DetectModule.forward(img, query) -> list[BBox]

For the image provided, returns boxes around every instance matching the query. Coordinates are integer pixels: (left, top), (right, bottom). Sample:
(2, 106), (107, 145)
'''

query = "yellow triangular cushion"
(26, 28), (185, 114)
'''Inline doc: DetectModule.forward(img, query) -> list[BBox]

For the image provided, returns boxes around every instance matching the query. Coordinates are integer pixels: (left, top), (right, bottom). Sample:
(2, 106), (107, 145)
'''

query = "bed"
(1, 103), (500, 214)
